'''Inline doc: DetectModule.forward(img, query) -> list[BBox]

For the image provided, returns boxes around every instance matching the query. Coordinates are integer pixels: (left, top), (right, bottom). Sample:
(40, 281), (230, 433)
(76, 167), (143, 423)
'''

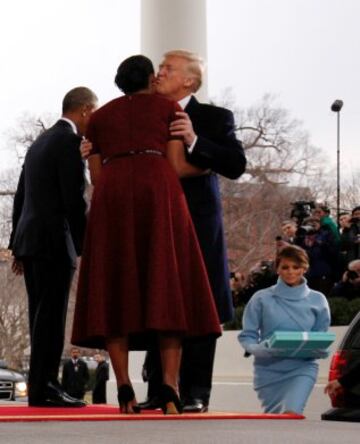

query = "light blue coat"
(238, 277), (331, 413)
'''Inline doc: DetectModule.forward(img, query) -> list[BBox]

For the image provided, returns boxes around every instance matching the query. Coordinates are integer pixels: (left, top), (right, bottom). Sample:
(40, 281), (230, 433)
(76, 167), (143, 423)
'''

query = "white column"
(141, 0), (208, 102)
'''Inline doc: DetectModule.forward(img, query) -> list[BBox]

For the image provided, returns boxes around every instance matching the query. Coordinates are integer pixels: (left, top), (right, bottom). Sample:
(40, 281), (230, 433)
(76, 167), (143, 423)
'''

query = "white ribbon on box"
(289, 332), (309, 357)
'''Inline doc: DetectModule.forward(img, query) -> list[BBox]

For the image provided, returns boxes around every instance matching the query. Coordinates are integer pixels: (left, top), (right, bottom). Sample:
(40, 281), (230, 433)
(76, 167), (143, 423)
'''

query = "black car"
(0, 360), (28, 401)
(322, 311), (360, 422)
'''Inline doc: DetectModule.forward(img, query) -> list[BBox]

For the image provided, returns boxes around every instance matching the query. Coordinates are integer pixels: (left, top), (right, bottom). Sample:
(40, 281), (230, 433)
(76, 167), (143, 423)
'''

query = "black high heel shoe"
(159, 384), (183, 414)
(117, 385), (141, 414)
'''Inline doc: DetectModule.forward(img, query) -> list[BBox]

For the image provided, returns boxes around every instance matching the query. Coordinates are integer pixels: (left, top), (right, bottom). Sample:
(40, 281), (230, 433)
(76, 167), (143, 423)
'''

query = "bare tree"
(0, 250), (29, 369)
(215, 93), (327, 273)
(5, 112), (55, 163)
(234, 94), (325, 185)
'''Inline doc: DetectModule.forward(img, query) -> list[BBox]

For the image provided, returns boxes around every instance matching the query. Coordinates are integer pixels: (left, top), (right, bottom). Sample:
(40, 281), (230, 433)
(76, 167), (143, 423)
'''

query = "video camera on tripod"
(290, 201), (316, 226)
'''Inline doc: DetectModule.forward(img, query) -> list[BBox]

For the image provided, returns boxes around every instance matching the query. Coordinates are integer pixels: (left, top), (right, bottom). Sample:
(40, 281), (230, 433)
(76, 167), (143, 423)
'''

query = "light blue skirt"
(256, 374), (315, 414)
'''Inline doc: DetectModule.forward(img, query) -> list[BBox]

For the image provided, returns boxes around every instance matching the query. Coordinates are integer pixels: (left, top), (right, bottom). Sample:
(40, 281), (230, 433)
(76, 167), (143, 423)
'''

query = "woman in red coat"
(72, 55), (221, 414)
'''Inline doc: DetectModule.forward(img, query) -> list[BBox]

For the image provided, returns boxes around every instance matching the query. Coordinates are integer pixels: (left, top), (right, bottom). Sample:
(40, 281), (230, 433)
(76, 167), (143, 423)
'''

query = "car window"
(344, 313), (360, 349)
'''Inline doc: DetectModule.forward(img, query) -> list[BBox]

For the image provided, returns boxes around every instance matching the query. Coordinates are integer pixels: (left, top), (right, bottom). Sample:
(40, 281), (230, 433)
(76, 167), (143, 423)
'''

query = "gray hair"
(164, 49), (205, 92)
(348, 259), (360, 270)
(281, 220), (297, 227)
(62, 87), (98, 113)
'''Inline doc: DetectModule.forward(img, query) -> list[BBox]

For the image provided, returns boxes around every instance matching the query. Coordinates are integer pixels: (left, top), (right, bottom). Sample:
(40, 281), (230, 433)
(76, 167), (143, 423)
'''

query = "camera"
(248, 261), (275, 284)
(290, 201), (315, 225)
(347, 270), (358, 280)
(350, 217), (360, 224)
(297, 225), (317, 236)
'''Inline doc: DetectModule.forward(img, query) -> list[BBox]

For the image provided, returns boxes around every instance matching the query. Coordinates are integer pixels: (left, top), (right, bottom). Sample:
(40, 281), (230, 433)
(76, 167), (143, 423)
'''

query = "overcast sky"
(1, 0), (359, 178)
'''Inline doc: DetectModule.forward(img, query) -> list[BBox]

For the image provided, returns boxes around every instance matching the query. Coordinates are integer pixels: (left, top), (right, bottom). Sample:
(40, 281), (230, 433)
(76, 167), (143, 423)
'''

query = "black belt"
(103, 149), (164, 165)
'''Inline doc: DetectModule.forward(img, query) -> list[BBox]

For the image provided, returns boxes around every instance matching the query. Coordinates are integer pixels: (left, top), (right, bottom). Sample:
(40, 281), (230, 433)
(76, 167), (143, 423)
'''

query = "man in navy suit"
(9, 87), (98, 407)
(140, 50), (246, 412)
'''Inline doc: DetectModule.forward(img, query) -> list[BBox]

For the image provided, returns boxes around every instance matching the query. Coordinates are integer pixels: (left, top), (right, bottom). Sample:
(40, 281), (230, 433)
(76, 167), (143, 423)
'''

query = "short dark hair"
(315, 204), (330, 214)
(351, 206), (360, 215)
(275, 245), (309, 270)
(303, 216), (321, 225)
(114, 55), (154, 94)
(62, 87), (98, 114)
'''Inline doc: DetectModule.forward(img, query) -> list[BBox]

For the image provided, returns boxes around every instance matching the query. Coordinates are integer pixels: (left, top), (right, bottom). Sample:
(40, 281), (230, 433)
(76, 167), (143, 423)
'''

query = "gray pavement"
(1, 412), (360, 444)
(2, 328), (356, 443)
(1, 381), (360, 444)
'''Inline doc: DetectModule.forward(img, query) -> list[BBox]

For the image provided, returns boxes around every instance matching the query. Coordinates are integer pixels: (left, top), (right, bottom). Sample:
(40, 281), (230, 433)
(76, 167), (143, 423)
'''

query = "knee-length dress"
(72, 94), (221, 350)
(238, 277), (330, 414)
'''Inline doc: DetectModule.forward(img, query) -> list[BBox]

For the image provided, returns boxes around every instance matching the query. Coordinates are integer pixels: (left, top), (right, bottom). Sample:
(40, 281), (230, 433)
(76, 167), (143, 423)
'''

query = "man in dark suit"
(92, 352), (109, 404)
(61, 347), (89, 399)
(9, 87), (98, 407)
(139, 50), (246, 412)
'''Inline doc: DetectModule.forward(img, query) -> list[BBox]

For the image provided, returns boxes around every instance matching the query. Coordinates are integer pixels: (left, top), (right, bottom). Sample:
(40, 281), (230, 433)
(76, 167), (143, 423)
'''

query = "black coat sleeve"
(82, 360), (90, 384)
(8, 167), (25, 251)
(188, 107), (246, 180)
(55, 135), (87, 256)
(96, 362), (109, 383)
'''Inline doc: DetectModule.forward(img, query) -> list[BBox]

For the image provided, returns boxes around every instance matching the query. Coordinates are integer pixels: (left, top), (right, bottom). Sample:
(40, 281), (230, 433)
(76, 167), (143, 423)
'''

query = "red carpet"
(0, 405), (304, 422)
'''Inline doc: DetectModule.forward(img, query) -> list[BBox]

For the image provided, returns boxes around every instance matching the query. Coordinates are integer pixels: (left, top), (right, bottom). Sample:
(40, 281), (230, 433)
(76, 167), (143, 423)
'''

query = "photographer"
(340, 206), (360, 267)
(280, 220), (298, 245)
(338, 212), (351, 234)
(329, 259), (360, 300)
(229, 271), (246, 307)
(296, 216), (338, 296)
(233, 261), (277, 305)
(312, 204), (340, 244)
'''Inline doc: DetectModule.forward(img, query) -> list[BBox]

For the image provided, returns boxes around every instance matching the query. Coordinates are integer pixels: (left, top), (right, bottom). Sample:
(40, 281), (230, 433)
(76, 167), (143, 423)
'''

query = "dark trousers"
(144, 336), (217, 405)
(92, 382), (107, 404)
(23, 254), (74, 403)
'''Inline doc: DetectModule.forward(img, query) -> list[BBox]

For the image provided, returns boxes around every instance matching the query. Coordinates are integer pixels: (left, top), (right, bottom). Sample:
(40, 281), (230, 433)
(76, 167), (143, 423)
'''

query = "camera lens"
(347, 270), (358, 280)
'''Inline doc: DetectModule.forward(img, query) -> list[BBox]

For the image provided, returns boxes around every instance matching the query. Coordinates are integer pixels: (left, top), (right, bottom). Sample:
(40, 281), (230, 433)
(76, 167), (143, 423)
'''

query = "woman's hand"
(324, 379), (342, 397)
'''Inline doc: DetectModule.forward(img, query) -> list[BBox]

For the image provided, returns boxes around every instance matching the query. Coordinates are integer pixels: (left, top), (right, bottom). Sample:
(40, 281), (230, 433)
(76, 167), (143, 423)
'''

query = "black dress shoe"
(29, 382), (86, 407)
(29, 394), (86, 407)
(138, 395), (161, 410)
(33, 396), (86, 407)
(182, 399), (208, 413)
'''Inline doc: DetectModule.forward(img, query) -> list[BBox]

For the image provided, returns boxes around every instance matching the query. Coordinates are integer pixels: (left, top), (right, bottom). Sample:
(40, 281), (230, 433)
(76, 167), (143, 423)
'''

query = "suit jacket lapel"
(184, 95), (199, 117)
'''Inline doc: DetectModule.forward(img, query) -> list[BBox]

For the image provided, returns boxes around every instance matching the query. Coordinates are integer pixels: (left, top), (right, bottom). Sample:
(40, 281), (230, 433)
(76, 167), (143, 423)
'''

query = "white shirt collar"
(178, 95), (192, 110)
(60, 117), (77, 134)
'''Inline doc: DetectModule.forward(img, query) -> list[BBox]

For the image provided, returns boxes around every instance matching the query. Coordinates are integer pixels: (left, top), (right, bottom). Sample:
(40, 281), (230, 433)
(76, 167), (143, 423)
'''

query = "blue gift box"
(267, 331), (336, 358)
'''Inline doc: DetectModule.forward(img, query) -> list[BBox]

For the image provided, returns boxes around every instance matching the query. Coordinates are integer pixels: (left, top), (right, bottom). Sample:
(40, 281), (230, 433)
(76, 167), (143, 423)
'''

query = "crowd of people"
(231, 203), (360, 306)
(8, 48), (353, 417)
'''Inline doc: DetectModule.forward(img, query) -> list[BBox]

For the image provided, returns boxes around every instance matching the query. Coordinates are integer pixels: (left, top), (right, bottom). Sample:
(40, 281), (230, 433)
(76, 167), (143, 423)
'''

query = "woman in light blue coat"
(238, 245), (331, 414)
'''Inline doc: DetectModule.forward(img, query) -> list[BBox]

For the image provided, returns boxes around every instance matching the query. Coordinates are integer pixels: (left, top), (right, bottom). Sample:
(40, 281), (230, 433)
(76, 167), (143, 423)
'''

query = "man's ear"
(183, 76), (195, 89)
(80, 105), (88, 117)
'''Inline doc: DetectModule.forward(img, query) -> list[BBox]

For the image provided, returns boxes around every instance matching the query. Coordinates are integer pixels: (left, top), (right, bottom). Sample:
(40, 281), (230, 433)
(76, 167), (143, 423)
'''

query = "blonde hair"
(164, 49), (205, 92)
